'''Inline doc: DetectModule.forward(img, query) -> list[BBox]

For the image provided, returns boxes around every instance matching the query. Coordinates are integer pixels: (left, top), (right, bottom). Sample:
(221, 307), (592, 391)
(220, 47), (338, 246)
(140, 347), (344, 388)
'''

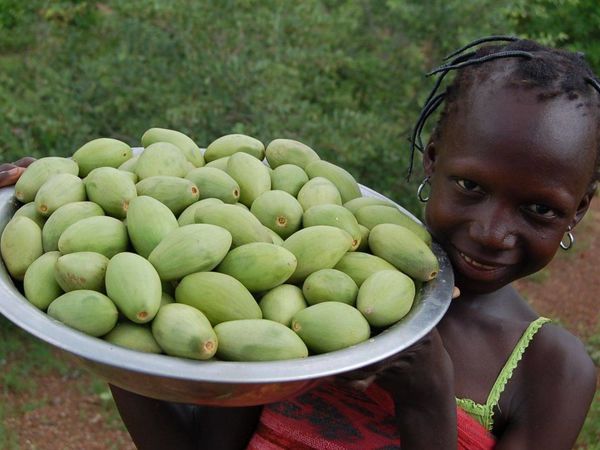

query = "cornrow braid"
(407, 36), (600, 185)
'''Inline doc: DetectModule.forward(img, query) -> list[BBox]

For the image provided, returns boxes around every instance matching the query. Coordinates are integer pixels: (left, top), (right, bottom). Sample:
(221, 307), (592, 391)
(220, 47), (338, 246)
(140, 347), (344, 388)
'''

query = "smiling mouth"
(458, 251), (499, 271)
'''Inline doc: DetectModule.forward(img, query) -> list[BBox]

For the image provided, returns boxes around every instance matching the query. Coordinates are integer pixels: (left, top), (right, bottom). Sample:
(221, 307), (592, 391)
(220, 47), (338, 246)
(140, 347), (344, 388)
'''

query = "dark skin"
(4, 77), (597, 449)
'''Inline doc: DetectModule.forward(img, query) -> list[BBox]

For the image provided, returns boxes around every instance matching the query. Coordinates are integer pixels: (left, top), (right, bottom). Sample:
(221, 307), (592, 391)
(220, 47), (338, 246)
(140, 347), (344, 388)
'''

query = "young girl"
(2, 37), (597, 449)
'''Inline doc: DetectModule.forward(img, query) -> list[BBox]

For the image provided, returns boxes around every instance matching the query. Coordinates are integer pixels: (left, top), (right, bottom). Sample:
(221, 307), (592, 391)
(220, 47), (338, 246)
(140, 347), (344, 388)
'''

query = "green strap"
(456, 316), (552, 431)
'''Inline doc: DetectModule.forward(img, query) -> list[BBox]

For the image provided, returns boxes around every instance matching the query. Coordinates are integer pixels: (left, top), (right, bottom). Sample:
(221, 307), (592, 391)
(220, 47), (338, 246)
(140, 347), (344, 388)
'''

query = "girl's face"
(423, 82), (597, 295)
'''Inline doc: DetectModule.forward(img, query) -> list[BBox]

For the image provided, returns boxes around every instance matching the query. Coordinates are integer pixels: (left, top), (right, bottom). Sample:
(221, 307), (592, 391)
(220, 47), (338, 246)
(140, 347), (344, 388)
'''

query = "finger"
(452, 286), (461, 299)
(347, 375), (377, 391)
(0, 167), (26, 188)
(14, 157), (36, 168)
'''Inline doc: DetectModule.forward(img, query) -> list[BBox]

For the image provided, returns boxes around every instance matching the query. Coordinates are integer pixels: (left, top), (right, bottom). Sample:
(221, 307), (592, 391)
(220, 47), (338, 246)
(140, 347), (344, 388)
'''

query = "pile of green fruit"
(0, 128), (439, 362)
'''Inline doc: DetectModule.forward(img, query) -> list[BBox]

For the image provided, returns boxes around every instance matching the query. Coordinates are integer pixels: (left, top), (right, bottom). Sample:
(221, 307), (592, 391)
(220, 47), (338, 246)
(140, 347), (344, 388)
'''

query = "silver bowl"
(0, 184), (453, 406)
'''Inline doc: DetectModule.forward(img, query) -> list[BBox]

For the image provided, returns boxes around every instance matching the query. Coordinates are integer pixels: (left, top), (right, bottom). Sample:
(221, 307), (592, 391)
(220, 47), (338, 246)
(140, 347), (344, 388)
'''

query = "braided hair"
(408, 36), (600, 186)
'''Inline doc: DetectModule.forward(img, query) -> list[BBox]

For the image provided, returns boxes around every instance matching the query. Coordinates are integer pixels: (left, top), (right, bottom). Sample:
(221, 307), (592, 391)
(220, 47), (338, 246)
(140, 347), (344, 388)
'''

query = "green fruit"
(15, 157), (79, 203)
(195, 204), (272, 247)
(151, 303), (217, 360)
(296, 177), (342, 211)
(118, 155), (139, 173)
(135, 175), (200, 215)
(72, 138), (132, 177)
(47, 290), (118, 337)
(106, 252), (162, 323)
(283, 225), (353, 284)
(216, 242), (297, 292)
(141, 127), (205, 168)
(204, 156), (230, 171)
(270, 164), (309, 197)
(343, 196), (394, 215)
(14, 202), (47, 229)
(35, 173), (86, 216)
(126, 195), (179, 258)
(1, 216), (43, 280)
(104, 322), (162, 354)
(305, 160), (361, 204)
(160, 291), (175, 306)
(355, 205), (431, 246)
(259, 284), (307, 326)
(226, 152), (271, 207)
(58, 216), (129, 258)
(291, 302), (370, 354)
(175, 271), (262, 325)
(302, 269), (358, 306)
(215, 319), (308, 361)
(177, 198), (224, 226)
(250, 190), (304, 239)
(267, 228), (284, 246)
(265, 139), (320, 169)
(334, 251), (398, 287)
(204, 134), (265, 162)
(84, 167), (137, 219)
(369, 223), (439, 282)
(23, 251), (62, 310)
(134, 141), (190, 179)
(185, 167), (241, 204)
(357, 270), (415, 328)
(356, 224), (370, 252)
(42, 201), (105, 252)
(54, 251), (109, 292)
(302, 204), (362, 251)
(148, 224), (232, 281)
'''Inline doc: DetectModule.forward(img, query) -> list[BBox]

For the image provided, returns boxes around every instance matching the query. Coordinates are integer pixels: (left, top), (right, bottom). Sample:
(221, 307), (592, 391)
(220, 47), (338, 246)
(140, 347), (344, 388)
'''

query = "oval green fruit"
(148, 224), (232, 281)
(302, 204), (362, 251)
(58, 216), (129, 258)
(14, 202), (47, 229)
(259, 284), (307, 326)
(141, 127), (205, 168)
(35, 173), (86, 216)
(185, 167), (240, 204)
(283, 225), (352, 284)
(269, 164), (309, 197)
(205, 134), (265, 162)
(265, 139), (320, 169)
(355, 205), (431, 246)
(23, 251), (62, 310)
(47, 290), (118, 337)
(343, 196), (394, 215)
(126, 195), (179, 258)
(204, 156), (230, 171)
(226, 152), (271, 207)
(305, 160), (361, 204)
(84, 167), (137, 219)
(369, 223), (439, 282)
(151, 303), (217, 360)
(135, 141), (190, 179)
(72, 138), (132, 177)
(216, 242), (297, 293)
(215, 319), (308, 361)
(15, 157), (79, 203)
(118, 155), (139, 173)
(356, 224), (370, 252)
(106, 252), (162, 323)
(177, 198), (224, 226)
(296, 177), (342, 211)
(104, 322), (162, 354)
(334, 252), (398, 287)
(42, 201), (105, 252)
(250, 190), (304, 239)
(175, 271), (261, 325)
(0, 216), (43, 280)
(302, 269), (358, 306)
(135, 175), (200, 215)
(54, 251), (109, 292)
(291, 302), (370, 354)
(357, 270), (415, 328)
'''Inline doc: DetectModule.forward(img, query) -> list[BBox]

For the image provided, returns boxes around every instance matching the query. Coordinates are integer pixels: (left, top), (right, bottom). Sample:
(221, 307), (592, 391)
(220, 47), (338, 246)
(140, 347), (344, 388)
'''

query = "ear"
(571, 183), (597, 229)
(422, 142), (437, 177)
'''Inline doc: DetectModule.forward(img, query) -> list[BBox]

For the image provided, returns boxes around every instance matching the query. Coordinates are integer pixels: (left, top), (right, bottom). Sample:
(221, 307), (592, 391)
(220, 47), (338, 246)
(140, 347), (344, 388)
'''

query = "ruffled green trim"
(456, 317), (552, 431)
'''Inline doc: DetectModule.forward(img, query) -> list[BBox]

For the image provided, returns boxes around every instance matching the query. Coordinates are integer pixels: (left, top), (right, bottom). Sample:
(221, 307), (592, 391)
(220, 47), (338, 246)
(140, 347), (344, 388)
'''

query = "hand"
(0, 157), (35, 188)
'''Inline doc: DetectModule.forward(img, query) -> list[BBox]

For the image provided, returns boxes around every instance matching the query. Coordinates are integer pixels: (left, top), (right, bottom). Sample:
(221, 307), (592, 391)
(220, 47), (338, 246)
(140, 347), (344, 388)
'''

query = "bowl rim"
(0, 184), (453, 384)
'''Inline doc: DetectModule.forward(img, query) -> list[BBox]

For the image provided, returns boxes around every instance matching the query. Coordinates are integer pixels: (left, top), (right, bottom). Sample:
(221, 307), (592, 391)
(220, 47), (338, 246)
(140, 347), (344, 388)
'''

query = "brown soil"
(2, 201), (599, 450)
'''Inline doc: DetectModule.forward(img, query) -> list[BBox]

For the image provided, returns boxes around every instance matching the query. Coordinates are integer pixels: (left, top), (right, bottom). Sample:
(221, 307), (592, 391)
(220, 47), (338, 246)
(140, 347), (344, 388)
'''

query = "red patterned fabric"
(247, 379), (495, 449)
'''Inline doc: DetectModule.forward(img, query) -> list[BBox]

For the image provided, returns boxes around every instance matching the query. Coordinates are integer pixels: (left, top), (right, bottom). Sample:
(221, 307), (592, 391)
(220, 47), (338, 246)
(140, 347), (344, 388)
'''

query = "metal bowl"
(0, 184), (453, 406)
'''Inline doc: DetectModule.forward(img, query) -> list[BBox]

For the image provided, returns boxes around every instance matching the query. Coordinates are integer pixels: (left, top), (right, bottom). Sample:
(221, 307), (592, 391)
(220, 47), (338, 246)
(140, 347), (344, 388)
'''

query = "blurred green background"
(2, 0), (598, 215)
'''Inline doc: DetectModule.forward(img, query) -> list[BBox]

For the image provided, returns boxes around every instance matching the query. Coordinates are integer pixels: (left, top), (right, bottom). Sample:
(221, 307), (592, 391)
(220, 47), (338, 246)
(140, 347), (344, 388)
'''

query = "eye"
(456, 178), (483, 193)
(523, 204), (558, 219)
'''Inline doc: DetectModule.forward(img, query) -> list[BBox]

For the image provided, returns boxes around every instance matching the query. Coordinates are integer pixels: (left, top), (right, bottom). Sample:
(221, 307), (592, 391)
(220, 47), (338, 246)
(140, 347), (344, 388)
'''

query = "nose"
(468, 205), (517, 250)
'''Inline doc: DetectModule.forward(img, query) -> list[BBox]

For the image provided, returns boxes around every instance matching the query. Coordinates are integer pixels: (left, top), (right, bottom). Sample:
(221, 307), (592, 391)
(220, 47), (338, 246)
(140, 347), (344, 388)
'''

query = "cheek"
(423, 193), (461, 241)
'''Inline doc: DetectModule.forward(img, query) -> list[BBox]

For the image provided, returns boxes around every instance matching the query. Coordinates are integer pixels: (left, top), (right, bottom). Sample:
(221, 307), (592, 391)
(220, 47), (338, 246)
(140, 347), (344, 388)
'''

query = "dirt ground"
(2, 200), (599, 450)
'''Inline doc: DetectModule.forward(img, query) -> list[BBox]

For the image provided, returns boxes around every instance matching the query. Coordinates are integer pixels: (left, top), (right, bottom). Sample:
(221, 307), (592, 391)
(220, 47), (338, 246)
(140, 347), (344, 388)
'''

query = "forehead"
(442, 81), (598, 185)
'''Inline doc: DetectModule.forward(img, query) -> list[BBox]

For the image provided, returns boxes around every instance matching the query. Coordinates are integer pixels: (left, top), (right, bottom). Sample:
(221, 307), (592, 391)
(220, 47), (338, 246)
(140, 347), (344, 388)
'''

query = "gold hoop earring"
(560, 226), (574, 251)
(417, 176), (431, 203)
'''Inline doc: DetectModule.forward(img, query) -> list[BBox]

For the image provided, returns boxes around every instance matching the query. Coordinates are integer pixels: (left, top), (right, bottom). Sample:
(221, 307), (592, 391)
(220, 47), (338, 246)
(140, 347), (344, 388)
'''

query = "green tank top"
(455, 316), (552, 431)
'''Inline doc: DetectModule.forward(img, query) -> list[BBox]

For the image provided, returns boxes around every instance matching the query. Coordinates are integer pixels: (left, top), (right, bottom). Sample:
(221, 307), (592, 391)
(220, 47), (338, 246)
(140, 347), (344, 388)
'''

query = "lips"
(458, 251), (499, 271)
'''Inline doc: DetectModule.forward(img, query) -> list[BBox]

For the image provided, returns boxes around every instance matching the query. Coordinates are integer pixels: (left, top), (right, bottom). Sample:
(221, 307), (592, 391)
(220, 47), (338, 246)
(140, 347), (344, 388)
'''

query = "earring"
(417, 176), (431, 203)
(560, 226), (575, 251)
